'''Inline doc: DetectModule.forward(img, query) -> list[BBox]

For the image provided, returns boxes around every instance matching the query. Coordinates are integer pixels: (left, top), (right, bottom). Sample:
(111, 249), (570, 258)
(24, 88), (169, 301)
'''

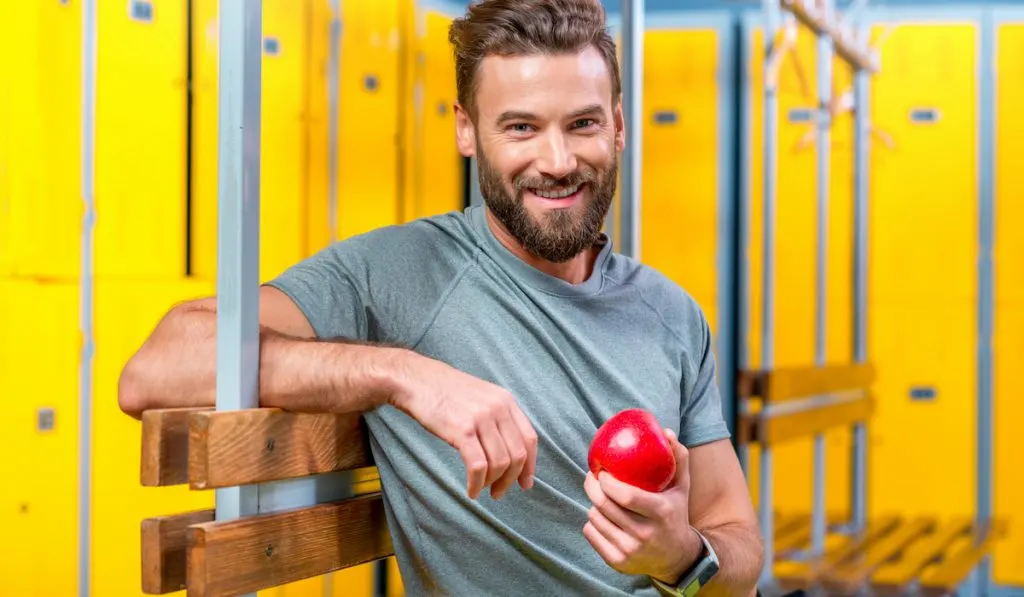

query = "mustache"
(513, 169), (597, 192)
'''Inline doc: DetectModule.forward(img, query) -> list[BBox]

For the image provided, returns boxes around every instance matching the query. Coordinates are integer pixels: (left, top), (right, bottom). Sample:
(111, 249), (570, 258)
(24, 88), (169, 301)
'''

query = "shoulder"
(607, 255), (710, 345)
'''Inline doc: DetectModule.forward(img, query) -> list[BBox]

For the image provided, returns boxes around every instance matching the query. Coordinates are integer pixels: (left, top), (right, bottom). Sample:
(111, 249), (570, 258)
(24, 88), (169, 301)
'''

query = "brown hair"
(448, 0), (621, 122)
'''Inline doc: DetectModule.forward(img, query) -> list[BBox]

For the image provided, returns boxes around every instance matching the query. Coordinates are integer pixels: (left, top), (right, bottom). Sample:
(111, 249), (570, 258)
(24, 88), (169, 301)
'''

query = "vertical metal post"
(79, 0), (98, 594)
(976, 9), (996, 596)
(215, 0), (263, 555)
(619, 0), (643, 259)
(738, 16), (753, 475)
(759, 0), (781, 588)
(851, 19), (871, 536)
(812, 0), (834, 560)
(328, 0), (342, 242)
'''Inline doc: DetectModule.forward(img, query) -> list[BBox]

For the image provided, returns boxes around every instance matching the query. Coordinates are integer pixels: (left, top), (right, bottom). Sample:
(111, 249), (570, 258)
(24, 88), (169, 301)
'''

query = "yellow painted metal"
(0, 280), (80, 596)
(95, 0), (188, 277)
(640, 28), (720, 330)
(994, 21), (1024, 587)
(0, 1), (81, 278)
(867, 23), (977, 519)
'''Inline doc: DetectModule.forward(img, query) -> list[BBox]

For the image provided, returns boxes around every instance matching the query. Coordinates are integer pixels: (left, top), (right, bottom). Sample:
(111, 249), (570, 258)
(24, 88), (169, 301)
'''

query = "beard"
(476, 146), (617, 263)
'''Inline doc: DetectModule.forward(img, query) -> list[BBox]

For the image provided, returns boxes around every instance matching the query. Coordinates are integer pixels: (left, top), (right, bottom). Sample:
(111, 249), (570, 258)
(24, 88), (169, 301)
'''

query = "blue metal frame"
(79, 0), (98, 595)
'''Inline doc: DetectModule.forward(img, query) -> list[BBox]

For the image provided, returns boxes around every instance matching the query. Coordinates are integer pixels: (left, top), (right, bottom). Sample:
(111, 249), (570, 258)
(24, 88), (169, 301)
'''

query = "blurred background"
(0, 0), (1021, 595)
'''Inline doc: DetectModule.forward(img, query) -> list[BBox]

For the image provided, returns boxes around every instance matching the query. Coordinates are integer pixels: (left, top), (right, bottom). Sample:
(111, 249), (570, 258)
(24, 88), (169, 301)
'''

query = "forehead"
(474, 46), (613, 120)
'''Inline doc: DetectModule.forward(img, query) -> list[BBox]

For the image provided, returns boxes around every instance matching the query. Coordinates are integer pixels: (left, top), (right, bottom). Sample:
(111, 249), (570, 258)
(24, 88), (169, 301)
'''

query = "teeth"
(533, 185), (580, 199)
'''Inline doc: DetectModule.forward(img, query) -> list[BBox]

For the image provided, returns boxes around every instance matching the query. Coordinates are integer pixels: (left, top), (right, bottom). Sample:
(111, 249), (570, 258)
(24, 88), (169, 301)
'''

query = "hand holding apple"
(588, 408), (677, 492)
(583, 418), (703, 583)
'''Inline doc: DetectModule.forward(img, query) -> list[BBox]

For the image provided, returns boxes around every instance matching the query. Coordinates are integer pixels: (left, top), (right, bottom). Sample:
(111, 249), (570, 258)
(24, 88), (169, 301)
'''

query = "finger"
(598, 471), (664, 519)
(588, 506), (641, 558)
(478, 419), (511, 491)
(458, 434), (488, 499)
(664, 427), (691, 491)
(490, 413), (526, 499)
(583, 521), (626, 569)
(508, 404), (537, 489)
(585, 472), (647, 534)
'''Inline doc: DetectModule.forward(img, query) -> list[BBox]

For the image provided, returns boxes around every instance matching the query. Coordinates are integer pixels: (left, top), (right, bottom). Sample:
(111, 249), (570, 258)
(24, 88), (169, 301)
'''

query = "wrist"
(378, 347), (423, 411)
(654, 525), (704, 585)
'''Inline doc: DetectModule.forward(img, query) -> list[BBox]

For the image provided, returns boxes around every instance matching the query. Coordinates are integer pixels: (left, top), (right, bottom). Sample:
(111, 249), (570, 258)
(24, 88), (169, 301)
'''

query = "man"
(118, 0), (764, 594)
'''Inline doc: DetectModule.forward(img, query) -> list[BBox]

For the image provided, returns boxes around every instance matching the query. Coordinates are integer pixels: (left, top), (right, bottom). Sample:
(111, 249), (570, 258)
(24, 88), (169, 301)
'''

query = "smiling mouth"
(528, 184), (584, 204)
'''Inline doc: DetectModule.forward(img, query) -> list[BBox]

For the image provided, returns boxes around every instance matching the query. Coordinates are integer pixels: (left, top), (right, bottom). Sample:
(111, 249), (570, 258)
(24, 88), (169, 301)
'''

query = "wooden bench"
(737, 363), (1005, 596)
(137, 407), (393, 596)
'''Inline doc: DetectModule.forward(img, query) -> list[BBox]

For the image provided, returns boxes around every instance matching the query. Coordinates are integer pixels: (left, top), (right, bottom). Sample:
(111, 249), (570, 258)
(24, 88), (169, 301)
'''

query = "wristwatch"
(650, 527), (720, 596)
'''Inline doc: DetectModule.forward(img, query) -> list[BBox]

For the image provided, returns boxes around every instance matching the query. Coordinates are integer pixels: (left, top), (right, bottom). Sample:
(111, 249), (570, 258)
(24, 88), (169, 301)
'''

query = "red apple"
(588, 408), (676, 492)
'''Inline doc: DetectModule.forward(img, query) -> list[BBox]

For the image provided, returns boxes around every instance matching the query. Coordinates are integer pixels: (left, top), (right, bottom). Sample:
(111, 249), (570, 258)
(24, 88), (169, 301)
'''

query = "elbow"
(118, 359), (148, 419)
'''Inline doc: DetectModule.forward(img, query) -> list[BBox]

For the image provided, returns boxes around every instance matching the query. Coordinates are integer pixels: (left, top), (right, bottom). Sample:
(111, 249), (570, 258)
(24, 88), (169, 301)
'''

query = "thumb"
(664, 428), (690, 488)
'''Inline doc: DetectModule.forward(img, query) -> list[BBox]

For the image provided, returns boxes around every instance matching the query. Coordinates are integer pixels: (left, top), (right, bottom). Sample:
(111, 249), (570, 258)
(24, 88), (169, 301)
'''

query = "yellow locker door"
(305, 0), (332, 256)
(640, 28), (720, 327)
(95, 0), (188, 277)
(0, 280), (80, 596)
(416, 10), (462, 220)
(191, 0), (314, 283)
(0, 1), (81, 279)
(994, 20), (1024, 588)
(336, 0), (402, 239)
(868, 23), (977, 518)
(746, 24), (855, 518)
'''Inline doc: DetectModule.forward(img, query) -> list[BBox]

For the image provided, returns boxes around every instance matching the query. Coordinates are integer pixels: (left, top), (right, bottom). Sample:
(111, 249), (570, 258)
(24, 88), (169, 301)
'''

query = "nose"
(535, 131), (578, 180)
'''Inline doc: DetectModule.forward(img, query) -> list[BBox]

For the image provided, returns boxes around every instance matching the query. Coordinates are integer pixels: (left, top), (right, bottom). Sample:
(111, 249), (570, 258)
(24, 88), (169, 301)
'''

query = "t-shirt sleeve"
(264, 243), (370, 342)
(679, 311), (731, 447)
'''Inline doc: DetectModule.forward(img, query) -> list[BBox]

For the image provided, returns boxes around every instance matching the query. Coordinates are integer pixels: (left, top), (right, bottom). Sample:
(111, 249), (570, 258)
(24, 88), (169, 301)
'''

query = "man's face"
(456, 46), (625, 263)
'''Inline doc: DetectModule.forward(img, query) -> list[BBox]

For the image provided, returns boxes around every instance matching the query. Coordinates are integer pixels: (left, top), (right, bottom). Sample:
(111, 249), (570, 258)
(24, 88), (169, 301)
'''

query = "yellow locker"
(95, 0), (189, 277)
(994, 21), (1024, 587)
(336, 0), (403, 239)
(745, 25), (857, 519)
(867, 23), (977, 517)
(413, 10), (462, 220)
(191, 0), (312, 282)
(0, 2), (81, 278)
(0, 279), (80, 596)
(640, 28), (720, 327)
(90, 279), (216, 597)
(306, 0), (333, 255)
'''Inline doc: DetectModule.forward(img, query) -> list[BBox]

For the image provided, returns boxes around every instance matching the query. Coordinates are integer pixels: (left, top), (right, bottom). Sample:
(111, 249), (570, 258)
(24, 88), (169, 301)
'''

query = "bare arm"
(687, 439), (764, 596)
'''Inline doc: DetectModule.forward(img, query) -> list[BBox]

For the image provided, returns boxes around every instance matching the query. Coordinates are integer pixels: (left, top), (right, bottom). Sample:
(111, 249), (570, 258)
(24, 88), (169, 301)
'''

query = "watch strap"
(650, 527), (720, 596)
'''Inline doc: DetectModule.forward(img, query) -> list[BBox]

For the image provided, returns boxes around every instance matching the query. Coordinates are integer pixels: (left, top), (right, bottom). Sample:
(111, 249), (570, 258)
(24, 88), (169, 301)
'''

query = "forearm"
(698, 522), (764, 597)
(118, 306), (408, 417)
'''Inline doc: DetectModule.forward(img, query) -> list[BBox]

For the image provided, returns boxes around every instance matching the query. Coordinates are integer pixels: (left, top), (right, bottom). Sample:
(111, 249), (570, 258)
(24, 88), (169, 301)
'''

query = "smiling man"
(118, 0), (763, 595)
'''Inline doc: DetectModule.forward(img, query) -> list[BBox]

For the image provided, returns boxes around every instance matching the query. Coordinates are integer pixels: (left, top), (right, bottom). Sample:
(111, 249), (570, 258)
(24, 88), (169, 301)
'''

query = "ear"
(454, 102), (476, 157)
(613, 97), (625, 152)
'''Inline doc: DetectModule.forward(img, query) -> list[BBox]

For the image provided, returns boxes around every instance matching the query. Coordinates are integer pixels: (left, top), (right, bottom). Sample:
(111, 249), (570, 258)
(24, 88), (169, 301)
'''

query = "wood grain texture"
(141, 509), (216, 594)
(824, 517), (936, 593)
(141, 407), (213, 486)
(188, 408), (373, 489)
(759, 394), (875, 445)
(186, 493), (392, 597)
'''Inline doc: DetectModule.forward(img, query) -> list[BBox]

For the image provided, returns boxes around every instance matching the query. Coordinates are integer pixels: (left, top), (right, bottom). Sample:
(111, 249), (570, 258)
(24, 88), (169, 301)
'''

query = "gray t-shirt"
(267, 205), (730, 596)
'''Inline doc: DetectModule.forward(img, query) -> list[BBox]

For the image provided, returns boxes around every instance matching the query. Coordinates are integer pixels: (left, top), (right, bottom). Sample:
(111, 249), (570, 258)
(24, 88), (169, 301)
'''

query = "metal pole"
(619, 0), (643, 259)
(759, 0), (781, 588)
(812, 0), (834, 561)
(78, 0), (98, 594)
(851, 19), (870, 536)
(214, 0), (263, 569)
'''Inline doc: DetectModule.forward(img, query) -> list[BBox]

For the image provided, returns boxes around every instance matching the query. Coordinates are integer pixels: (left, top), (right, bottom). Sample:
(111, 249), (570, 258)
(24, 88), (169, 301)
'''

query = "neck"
(484, 207), (598, 285)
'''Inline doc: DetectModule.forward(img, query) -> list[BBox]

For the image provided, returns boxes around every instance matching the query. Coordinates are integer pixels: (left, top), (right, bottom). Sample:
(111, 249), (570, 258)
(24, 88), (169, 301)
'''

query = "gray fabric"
(266, 205), (731, 596)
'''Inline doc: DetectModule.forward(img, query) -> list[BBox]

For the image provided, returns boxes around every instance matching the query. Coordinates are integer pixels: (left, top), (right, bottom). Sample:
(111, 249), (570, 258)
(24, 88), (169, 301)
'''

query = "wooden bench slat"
(756, 394), (875, 445)
(919, 519), (1009, 595)
(773, 511), (846, 555)
(737, 363), (876, 403)
(189, 408), (373, 490)
(187, 493), (393, 597)
(777, 515), (901, 588)
(141, 509), (216, 594)
(824, 516), (935, 592)
(141, 407), (213, 486)
(871, 517), (973, 588)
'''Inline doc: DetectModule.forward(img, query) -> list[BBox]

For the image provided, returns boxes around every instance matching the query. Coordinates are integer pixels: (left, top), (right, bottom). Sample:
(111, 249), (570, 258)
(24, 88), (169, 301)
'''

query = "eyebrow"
(494, 104), (605, 126)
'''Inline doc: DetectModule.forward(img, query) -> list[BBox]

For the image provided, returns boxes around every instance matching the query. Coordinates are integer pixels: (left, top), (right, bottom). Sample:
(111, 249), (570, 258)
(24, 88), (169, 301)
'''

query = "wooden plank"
(777, 515), (901, 588)
(141, 509), (216, 594)
(736, 369), (766, 399)
(766, 363), (876, 403)
(759, 394), (875, 445)
(141, 407), (213, 486)
(188, 408), (373, 489)
(774, 512), (847, 555)
(871, 517), (973, 590)
(781, 0), (879, 72)
(824, 516), (935, 593)
(919, 519), (1009, 596)
(186, 493), (392, 597)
